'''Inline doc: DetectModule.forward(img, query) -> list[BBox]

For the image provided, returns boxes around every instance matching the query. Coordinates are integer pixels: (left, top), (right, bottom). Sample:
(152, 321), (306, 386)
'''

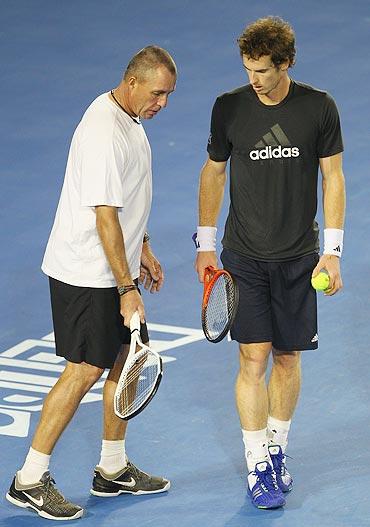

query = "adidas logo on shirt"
(249, 123), (300, 161)
(249, 145), (300, 160)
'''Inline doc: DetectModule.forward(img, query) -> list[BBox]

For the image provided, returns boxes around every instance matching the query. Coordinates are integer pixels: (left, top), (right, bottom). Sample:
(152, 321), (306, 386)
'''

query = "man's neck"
(110, 86), (137, 117)
(257, 76), (291, 106)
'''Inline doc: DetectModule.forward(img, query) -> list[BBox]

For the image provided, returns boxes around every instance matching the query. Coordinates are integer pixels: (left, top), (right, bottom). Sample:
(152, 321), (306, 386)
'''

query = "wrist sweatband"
(193, 226), (217, 252)
(323, 228), (344, 257)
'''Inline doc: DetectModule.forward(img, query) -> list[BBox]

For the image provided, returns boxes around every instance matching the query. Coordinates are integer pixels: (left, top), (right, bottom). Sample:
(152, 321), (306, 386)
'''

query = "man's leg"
(237, 342), (272, 430)
(32, 361), (104, 453)
(20, 361), (104, 483)
(237, 342), (285, 509)
(268, 350), (301, 443)
(91, 343), (170, 497)
(97, 345), (129, 475)
(236, 342), (271, 470)
(6, 361), (103, 521)
(266, 349), (301, 492)
(103, 345), (130, 442)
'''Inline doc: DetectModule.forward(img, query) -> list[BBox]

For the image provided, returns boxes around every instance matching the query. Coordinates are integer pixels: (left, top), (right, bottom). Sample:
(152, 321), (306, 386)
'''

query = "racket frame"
(201, 266), (239, 343)
(114, 312), (163, 421)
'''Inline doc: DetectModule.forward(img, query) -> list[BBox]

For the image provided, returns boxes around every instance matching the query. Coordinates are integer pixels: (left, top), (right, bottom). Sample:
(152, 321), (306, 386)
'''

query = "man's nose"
(157, 94), (168, 109)
(250, 71), (259, 84)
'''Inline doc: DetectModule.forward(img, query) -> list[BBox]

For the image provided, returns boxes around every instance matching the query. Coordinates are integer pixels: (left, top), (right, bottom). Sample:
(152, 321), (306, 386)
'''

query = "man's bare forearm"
(96, 205), (133, 286)
(320, 153), (346, 229)
(322, 173), (346, 228)
(199, 158), (227, 225)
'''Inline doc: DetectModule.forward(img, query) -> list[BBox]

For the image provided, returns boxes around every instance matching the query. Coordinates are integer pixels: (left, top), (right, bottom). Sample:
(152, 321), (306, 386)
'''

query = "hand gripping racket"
(114, 312), (163, 420)
(201, 266), (239, 343)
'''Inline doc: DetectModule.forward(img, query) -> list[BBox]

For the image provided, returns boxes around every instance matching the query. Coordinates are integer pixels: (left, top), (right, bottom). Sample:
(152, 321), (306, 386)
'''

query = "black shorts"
(221, 248), (319, 351)
(49, 277), (149, 369)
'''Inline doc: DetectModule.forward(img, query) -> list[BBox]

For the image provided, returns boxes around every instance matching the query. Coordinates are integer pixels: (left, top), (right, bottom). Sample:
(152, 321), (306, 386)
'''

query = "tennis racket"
(114, 312), (163, 420)
(201, 266), (239, 343)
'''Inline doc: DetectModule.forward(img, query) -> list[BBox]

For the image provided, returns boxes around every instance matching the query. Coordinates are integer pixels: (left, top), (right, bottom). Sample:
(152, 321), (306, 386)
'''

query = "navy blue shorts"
(220, 248), (319, 351)
(49, 277), (149, 369)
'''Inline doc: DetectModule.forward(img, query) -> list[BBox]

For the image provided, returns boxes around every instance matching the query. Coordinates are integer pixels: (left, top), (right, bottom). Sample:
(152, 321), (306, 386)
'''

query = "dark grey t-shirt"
(207, 81), (343, 261)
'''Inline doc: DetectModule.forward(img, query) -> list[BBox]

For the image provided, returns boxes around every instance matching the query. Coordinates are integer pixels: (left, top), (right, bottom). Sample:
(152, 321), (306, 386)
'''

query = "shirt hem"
(221, 244), (319, 263)
(41, 265), (139, 288)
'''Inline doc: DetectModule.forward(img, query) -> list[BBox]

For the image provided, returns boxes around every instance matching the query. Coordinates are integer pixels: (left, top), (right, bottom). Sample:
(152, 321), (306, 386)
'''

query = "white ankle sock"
(267, 415), (291, 453)
(18, 447), (51, 485)
(242, 428), (270, 473)
(98, 440), (127, 474)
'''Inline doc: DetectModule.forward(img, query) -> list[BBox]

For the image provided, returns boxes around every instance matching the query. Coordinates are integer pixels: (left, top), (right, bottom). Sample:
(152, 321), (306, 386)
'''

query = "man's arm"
(195, 157), (227, 282)
(312, 152), (346, 295)
(96, 205), (145, 324)
(321, 152), (346, 229)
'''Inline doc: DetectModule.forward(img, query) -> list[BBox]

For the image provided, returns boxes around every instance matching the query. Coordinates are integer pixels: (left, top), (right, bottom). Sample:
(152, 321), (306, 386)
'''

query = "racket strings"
(115, 350), (160, 416)
(203, 274), (237, 340)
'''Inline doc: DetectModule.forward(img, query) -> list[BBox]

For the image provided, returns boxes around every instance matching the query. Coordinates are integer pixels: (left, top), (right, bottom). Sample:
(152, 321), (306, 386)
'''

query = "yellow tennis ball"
(311, 272), (330, 291)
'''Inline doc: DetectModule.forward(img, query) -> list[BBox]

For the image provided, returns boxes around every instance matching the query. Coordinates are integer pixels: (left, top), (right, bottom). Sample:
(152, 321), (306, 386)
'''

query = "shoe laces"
(127, 461), (150, 481)
(42, 474), (66, 504)
(255, 464), (278, 492)
(272, 450), (292, 475)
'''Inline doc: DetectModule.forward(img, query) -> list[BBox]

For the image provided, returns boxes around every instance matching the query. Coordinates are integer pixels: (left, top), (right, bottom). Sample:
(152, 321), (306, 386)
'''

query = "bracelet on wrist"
(117, 284), (138, 296)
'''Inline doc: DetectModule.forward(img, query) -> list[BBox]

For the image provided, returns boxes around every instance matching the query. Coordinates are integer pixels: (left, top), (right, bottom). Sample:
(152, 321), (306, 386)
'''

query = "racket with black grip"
(114, 312), (162, 420)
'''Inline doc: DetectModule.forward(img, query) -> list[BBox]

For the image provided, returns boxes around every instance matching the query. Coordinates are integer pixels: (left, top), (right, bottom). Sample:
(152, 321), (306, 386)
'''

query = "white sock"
(98, 440), (127, 474)
(242, 428), (270, 473)
(267, 415), (291, 453)
(18, 447), (51, 485)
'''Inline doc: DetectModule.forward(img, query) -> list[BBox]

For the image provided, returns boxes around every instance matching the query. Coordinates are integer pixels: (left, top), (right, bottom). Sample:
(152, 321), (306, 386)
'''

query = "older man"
(7, 45), (177, 520)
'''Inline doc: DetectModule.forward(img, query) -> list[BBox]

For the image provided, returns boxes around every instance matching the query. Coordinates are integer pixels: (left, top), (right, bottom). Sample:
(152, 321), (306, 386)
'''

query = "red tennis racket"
(201, 266), (239, 343)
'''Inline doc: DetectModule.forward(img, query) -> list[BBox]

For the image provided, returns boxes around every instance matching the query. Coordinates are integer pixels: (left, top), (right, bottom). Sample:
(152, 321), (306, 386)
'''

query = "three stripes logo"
(249, 123), (300, 161)
(333, 245), (341, 253)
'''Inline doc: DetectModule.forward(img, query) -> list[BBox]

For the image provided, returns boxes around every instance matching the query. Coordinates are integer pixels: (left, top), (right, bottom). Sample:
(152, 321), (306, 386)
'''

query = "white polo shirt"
(42, 93), (152, 287)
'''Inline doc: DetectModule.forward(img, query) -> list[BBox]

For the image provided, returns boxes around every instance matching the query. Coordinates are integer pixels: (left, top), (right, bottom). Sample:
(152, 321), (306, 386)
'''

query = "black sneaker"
(6, 471), (83, 521)
(90, 460), (170, 497)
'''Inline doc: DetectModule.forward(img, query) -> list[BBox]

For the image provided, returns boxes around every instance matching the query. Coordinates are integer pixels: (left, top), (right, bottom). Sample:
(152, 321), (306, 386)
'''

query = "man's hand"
(139, 243), (164, 293)
(312, 254), (343, 296)
(120, 290), (145, 327)
(195, 251), (218, 283)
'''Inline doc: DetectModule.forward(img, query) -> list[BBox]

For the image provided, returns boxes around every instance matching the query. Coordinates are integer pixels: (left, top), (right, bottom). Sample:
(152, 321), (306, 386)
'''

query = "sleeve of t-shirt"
(79, 113), (125, 207)
(207, 97), (231, 162)
(317, 93), (344, 158)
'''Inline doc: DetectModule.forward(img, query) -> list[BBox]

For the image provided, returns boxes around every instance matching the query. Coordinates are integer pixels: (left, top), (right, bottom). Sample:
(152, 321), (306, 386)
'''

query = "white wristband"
(194, 226), (217, 252)
(323, 228), (344, 257)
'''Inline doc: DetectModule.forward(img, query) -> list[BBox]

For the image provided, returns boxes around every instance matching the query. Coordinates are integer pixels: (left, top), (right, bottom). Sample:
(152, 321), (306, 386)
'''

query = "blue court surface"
(1, 1), (370, 526)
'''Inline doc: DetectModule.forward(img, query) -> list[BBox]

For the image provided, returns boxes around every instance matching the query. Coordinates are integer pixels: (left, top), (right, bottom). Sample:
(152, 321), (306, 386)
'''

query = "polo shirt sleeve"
(79, 113), (125, 207)
(317, 93), (344, 158)
(207, 97), (231, 162)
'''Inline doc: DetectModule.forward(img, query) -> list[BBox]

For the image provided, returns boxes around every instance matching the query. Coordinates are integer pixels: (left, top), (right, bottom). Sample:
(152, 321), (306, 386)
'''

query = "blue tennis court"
(1, 1), (369, 526)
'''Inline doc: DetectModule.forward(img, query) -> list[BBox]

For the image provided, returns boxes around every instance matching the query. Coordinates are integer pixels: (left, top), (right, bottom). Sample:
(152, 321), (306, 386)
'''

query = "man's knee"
(64, 361), (104, 389)
(272, 350), (301, 371)
(238, 342), (272, 381)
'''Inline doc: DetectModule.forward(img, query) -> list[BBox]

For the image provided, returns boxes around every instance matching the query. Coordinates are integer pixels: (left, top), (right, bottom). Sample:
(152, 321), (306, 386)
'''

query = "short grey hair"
(124, 45), (177, 81)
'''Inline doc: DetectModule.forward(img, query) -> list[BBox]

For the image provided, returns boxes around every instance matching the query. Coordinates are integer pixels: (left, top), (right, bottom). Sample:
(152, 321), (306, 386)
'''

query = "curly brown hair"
(237, 16), (296, 67)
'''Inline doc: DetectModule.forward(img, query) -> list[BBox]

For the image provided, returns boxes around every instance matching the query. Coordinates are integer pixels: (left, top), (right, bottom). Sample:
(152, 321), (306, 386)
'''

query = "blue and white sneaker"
(247, 461), (285, 509)
(269, 445), (293, 492)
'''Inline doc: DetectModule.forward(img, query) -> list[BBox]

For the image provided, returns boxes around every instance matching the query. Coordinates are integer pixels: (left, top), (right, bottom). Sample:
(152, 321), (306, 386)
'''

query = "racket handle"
(203, 266), (216, 288)
(130, 311), (141, 333)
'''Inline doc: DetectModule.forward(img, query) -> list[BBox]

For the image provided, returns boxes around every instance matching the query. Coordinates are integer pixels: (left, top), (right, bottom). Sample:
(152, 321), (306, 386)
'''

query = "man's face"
(242, 55), (288, 97)
(129, 66), (176, 119)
